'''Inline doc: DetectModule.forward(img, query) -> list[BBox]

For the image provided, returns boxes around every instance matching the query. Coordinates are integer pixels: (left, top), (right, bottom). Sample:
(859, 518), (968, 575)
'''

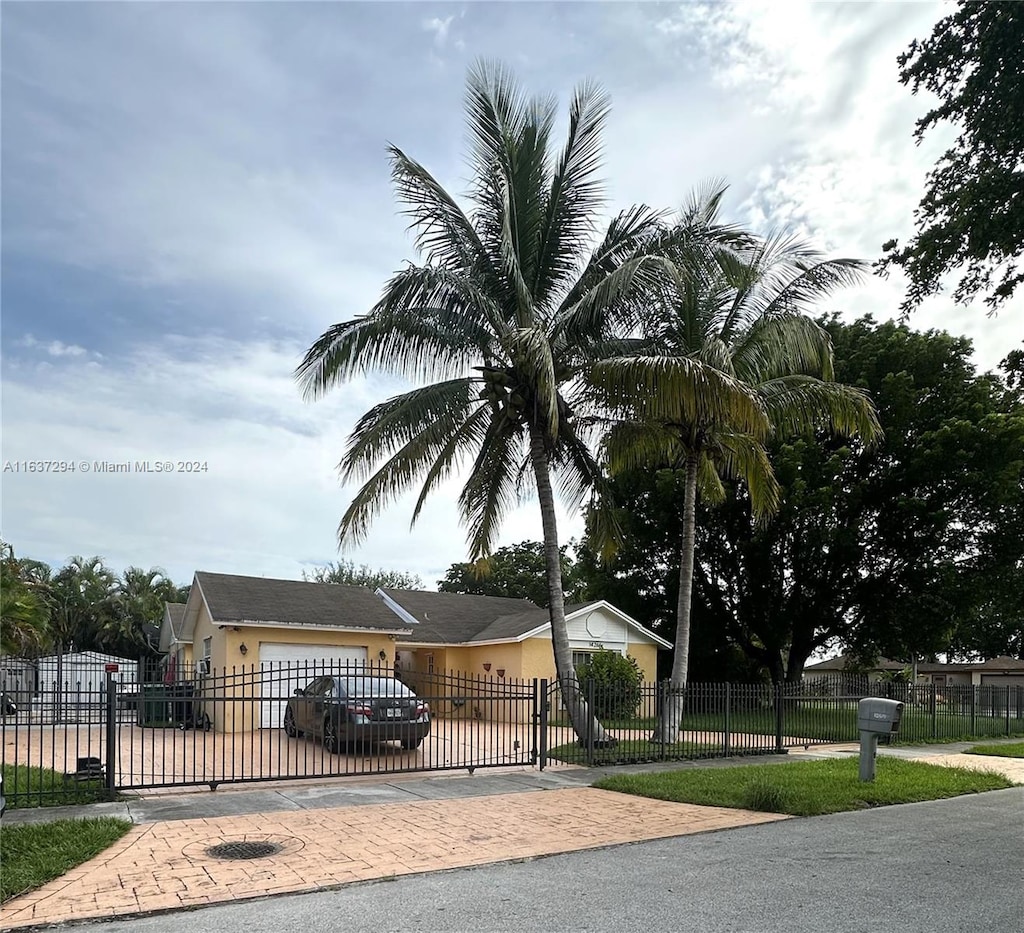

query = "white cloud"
(1, 336), (577, 587)
(17, 335), (89, 357)
(422, 15), (454, 46)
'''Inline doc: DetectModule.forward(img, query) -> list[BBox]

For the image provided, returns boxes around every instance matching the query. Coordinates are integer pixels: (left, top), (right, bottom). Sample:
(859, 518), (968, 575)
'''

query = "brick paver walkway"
(0, 788), (787, 929)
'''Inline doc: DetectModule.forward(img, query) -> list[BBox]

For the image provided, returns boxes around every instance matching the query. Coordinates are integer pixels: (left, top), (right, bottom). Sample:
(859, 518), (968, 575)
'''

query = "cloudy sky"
(2, 1), (1019, 591)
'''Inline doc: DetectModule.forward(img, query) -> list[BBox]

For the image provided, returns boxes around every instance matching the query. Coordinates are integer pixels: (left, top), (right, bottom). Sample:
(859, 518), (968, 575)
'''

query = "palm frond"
(600, 421), (686, 475)
(531, 79), (611, 305)
(757, 376), (883, 445)
(731, 311), (837, 383)
(341, 379), (474, 483)
(411, 405), (493, 524)
(709, 431), (781, 521)
(388, 146), (492, 277)
(458, 415), (526, 559)
(588, 355), (770, 439)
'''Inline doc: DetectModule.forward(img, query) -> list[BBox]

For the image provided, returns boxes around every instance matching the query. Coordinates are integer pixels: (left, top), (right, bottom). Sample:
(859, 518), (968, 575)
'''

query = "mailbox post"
(857, 697), (903, 781)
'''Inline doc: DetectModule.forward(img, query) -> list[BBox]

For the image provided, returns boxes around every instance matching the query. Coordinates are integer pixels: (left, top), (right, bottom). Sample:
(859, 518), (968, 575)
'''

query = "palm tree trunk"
(653, 453), (699, 744)
(528, 428), (614, 746)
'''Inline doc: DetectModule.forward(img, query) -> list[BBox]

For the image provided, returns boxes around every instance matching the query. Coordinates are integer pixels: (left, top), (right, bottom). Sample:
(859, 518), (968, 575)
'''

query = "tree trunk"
(528, 428), (614, 747)
(653, 454), (699, 744)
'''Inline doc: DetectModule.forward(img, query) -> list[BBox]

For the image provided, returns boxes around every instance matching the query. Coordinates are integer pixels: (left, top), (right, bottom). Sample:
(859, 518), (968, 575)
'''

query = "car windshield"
(339, 677), (411, 698)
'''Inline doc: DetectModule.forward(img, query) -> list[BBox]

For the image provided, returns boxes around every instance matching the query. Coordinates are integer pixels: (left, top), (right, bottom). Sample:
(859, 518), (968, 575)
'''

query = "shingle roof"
(195, 572), (410, 632)
(805, 653), (1024, 674)
(165, 603), (187, 639)
(379, 589), (544, 643)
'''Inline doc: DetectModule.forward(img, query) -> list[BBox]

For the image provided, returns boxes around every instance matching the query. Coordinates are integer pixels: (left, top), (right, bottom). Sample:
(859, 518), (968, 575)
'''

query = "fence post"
(1005, 687), (1011, 737)
(538, 679), (548, 770)
(586, 677), (595, 765)
(774, 683), (785, 755)
(723, 682), (731, 758)
(104, 667), (117, 798)
(930, 683), (937, 738)
(970, 685), (977, 736)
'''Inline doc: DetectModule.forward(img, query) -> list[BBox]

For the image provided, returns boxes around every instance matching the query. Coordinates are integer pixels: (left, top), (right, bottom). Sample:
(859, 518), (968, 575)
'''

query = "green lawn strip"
(592, 757), (1012, 817)
(547, 739), (722, 765)
(2, 764), (113, 809)
(552, 708), (1024, 744)
(965, 741), (1024, 758)
(0, 817), (133, 903)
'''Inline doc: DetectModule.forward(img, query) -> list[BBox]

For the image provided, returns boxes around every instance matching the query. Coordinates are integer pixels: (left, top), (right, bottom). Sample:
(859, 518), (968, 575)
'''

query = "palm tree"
(587, 198), (883, 742)
(0, 542), (51, 655)
(296, 61), (679, 743)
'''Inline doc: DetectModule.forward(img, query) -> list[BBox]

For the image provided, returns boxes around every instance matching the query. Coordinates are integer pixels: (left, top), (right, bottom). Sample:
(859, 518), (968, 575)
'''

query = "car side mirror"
(294, 688), (305, 696)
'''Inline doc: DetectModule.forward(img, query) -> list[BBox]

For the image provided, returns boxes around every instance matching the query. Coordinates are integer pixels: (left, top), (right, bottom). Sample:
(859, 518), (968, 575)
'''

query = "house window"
(425, 653), (434, 675)
(572, 651), (593, 671)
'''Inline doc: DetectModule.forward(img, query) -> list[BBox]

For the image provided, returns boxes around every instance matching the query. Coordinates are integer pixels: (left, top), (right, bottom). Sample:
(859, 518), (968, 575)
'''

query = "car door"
(308, 677), (337, 739)
(297, 677), (326, 734)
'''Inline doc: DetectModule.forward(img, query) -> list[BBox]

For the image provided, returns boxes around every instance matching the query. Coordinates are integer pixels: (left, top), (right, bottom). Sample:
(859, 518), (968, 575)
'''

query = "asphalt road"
(42, 787), (1024, 933)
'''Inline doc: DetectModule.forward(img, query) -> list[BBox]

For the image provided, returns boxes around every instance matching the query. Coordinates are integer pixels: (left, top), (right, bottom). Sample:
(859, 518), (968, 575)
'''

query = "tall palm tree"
(297, 62), (672, 742)
(587, 198), (883, 742)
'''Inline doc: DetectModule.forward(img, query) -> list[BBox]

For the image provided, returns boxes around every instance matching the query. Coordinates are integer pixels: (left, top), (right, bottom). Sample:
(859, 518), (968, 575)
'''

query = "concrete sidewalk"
(2, 741), (1021, 931)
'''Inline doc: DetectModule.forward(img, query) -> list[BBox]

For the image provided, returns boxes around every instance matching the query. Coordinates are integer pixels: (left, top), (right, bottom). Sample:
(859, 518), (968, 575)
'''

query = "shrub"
(576, 651), (643, 721)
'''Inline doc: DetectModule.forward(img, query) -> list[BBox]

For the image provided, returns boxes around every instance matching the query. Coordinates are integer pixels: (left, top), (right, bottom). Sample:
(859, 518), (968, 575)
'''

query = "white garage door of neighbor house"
(259, 643), (368, 729)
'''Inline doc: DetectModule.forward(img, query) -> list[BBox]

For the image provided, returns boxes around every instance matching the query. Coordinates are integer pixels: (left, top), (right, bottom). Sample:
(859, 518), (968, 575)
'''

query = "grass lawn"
(966, 741), (1024, 758)
(546, 739), (724, 765)
(0, 817), (133, 903)
(593, 757), (1013, 816)
(2, 764), (113, 809)
(552, 704), (1024, 745)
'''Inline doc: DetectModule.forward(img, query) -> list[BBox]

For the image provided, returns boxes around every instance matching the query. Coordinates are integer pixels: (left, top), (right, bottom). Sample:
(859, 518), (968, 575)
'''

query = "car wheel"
(283, 707), (299, 738)
(323, 716), (339, 754)
(400, 737), (423, 750)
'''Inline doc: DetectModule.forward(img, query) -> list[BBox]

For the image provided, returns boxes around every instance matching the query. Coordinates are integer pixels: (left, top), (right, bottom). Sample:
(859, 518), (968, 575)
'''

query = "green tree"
(575, 650), (643, 721)
(296, 62), (676, 742)
(106, 566), (187, 657)
(587, 221), (880, 739)
(877, 2), (1024, 314)
(47, 556), (119, 654)
(586, 318), (1024, 679)
(0, 542), (51, 655)
(438, 540), (584, 607)
(303, 560), (422, 590)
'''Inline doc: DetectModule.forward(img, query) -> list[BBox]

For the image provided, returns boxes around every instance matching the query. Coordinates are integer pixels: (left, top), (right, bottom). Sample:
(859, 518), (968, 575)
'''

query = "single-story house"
(159, 571), (670, 731)
(804, 654), (1024, 689)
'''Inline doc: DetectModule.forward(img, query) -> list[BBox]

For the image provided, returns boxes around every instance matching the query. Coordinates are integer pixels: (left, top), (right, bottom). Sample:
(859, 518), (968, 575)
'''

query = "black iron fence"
(541, 680), (1024, 766)
(1, 662), (538, 805)
(2, 666), (1022, 806)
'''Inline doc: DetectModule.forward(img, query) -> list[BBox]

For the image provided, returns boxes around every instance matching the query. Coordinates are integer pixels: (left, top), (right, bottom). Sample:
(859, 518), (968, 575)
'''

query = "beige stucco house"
(158, 571), (669, 731)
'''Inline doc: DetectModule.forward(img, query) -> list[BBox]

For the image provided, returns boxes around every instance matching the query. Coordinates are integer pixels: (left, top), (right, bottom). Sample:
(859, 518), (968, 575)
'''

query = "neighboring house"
(804, 654), (1024, 689)
(163, 571), (669, 731)
(171, 571), (412, 730)
(157, 602), (190, 676)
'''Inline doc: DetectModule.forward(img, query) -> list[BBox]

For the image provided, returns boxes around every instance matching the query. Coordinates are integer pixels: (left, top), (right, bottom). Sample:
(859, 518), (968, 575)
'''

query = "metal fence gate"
(3, 661), (1022, 805)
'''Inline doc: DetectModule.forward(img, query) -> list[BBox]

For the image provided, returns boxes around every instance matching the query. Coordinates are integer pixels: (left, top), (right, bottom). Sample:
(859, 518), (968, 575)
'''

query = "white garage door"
(259, 643), (368, 728)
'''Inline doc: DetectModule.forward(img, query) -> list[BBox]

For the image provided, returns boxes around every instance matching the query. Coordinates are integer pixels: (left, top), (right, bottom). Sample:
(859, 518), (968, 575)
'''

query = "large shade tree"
(878, 1), (1024, 315)
(587, 214), (881, 741)
(297, 62), (681, 742)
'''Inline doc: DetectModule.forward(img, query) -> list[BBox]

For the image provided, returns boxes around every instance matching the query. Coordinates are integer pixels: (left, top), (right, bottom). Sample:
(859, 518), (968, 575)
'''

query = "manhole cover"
(205, 841), (282, 860)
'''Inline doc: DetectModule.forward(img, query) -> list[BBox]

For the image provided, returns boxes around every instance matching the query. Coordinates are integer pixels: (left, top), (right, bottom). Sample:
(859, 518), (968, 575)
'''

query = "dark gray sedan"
(283, 675), (431, 752)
